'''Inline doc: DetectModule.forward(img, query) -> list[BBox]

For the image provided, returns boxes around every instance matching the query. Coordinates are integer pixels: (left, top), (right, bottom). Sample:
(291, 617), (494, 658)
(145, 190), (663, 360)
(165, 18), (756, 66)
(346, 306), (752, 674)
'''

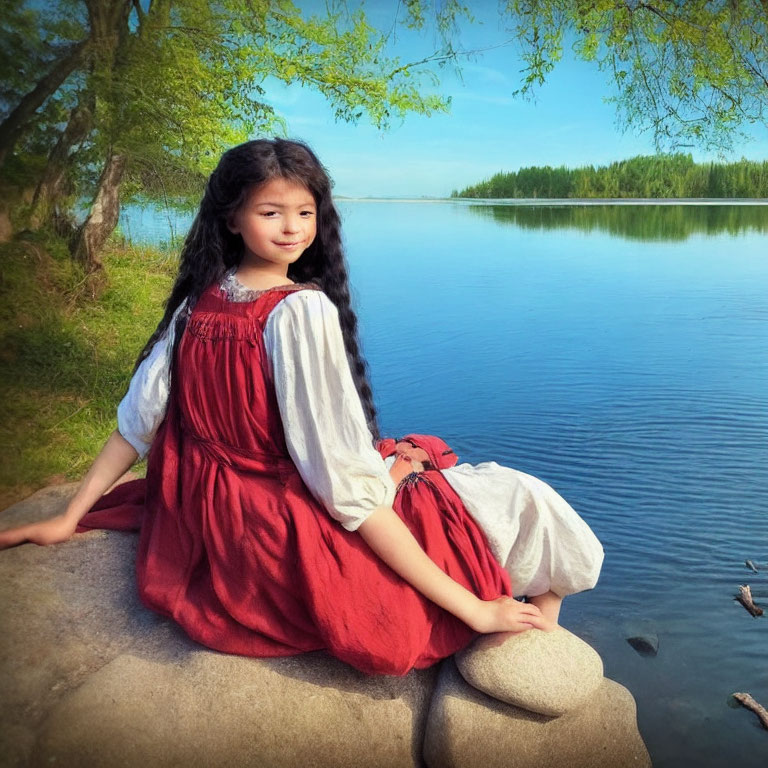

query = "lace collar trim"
(220, 268), (312, 303)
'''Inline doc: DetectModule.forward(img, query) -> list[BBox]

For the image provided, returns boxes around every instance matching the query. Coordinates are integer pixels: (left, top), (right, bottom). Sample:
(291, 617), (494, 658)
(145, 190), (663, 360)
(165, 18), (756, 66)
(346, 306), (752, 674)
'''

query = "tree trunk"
(72, 152), (127, 273)
(0, 39), (90, 170)
(29, 101), (93, 231)
(63, 1), (133, 278)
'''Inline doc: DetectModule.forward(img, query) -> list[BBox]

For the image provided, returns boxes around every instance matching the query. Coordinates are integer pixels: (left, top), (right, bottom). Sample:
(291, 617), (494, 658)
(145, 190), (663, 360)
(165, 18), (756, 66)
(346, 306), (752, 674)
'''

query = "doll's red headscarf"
(375, 433), (458, 469)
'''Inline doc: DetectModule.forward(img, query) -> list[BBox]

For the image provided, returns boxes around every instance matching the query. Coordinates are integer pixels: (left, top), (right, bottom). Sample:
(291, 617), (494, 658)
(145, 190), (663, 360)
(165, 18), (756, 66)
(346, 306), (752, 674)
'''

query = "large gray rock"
(0, 485), (436, 768)
(423, 658), (652, 768)
(455, 625), (604, 716)
(30, 652), (435, 768)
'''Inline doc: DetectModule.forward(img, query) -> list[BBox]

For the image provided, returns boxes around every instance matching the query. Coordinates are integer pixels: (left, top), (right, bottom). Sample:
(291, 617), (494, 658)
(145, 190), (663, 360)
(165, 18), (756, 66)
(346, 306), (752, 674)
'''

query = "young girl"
(0, 139), (603, 676)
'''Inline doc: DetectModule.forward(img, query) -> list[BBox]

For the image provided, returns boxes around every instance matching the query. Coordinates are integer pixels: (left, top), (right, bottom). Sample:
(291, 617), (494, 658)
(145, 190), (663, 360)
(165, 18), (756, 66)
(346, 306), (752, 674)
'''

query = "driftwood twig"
(745, 559), (759, 573)
(732, 693), (768, 731)
(736, 585), (763, 617)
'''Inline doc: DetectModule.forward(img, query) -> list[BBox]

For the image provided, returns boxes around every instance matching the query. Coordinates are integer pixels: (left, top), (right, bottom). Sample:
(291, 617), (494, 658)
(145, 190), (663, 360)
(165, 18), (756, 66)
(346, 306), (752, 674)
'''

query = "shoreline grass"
(0, 232), (176, 509)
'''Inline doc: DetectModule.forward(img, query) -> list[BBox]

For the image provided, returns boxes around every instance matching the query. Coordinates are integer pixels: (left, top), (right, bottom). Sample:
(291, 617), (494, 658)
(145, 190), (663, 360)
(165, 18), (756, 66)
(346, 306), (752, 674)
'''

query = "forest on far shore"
(452, 154), (768, 199)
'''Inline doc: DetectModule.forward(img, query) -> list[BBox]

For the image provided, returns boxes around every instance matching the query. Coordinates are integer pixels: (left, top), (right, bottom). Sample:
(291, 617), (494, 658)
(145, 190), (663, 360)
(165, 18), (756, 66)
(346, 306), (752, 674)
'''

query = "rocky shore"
(0, 484), (651, 767)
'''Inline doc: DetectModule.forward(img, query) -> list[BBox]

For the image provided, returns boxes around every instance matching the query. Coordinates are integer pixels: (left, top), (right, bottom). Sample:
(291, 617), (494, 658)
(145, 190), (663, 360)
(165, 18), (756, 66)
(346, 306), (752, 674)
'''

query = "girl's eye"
(260, 211), (278, 217)
(300, 210), (315, 217)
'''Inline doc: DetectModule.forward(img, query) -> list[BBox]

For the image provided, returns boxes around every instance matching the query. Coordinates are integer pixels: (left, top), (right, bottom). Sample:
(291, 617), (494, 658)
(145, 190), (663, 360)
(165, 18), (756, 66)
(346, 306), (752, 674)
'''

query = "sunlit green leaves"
(505, 0), (768, 153)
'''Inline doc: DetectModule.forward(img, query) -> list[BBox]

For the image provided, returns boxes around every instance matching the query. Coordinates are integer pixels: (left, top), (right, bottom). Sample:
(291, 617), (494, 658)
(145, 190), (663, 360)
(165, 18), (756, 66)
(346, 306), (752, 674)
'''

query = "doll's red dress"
(78, 282), (511, 676)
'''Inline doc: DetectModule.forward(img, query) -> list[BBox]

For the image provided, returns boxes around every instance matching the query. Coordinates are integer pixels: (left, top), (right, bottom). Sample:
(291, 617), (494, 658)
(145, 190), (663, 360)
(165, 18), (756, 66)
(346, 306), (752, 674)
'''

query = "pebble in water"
(626, 635), (659, 657)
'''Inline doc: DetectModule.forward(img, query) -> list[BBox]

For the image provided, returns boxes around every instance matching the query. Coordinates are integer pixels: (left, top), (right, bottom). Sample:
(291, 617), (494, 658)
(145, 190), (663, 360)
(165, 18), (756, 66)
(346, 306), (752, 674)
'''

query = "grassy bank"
(0, 232), (176, 509)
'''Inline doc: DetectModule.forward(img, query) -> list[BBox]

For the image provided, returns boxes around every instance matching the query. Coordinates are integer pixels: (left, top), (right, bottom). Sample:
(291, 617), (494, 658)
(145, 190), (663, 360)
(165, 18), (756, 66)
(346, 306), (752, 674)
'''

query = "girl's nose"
(283, 215), (301, 233)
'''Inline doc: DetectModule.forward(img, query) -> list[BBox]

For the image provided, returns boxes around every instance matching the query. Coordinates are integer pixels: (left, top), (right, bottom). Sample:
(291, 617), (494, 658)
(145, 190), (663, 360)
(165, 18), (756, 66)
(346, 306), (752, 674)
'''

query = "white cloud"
(460, 62), (513, 86)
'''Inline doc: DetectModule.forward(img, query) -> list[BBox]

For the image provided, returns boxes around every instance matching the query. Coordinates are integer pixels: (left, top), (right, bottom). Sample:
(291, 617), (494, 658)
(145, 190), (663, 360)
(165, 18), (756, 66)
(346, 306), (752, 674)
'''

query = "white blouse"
(116, 282), (603, 597)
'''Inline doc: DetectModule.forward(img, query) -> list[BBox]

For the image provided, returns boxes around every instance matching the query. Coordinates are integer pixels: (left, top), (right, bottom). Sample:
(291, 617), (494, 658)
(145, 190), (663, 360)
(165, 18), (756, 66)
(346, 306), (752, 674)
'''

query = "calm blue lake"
(122, 200), (768, 768)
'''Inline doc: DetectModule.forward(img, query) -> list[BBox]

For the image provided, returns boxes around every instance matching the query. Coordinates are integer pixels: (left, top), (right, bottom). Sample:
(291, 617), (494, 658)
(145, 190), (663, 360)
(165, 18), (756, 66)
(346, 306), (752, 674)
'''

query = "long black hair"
(133, 138), (382, 440)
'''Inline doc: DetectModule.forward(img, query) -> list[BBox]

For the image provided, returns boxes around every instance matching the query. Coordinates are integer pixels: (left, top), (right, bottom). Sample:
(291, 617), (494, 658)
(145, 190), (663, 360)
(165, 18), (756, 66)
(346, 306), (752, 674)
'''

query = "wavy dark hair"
(133, 138), (382, 440)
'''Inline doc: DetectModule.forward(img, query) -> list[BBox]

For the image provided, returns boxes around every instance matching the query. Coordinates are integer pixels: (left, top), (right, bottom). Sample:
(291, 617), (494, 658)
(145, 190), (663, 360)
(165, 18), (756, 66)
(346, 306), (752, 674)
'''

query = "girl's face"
(227, 177), (317, 269)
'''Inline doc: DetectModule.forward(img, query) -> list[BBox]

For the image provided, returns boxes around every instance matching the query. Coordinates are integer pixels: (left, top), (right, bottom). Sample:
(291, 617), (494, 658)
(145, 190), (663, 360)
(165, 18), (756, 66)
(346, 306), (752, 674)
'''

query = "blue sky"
(263, 1), (768, 198)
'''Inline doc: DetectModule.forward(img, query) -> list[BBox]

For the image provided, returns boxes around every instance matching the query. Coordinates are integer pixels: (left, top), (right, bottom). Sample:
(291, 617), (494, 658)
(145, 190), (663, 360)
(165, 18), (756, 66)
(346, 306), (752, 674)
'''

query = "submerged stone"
(626, 634), (659, 657)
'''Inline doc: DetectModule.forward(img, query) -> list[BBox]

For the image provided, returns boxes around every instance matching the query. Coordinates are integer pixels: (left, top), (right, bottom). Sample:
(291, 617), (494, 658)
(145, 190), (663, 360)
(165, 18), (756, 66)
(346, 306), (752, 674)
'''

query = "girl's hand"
(469, 595), (553, 635)
(0, 429), (140, 552)
(0, 514), (78, 550)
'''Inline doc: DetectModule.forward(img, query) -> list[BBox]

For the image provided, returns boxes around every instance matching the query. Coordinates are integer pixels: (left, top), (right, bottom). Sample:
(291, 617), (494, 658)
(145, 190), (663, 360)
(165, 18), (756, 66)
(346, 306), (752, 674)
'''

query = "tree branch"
(0, 38), (91, 169)
(387, 37), (517, 79)
(634, 2), (709, 33)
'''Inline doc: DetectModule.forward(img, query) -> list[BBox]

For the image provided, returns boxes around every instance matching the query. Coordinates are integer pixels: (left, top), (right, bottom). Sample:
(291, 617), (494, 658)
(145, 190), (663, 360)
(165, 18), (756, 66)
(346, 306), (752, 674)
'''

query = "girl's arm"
(0, 429), (138, 549)
(357, 503), (549, 634)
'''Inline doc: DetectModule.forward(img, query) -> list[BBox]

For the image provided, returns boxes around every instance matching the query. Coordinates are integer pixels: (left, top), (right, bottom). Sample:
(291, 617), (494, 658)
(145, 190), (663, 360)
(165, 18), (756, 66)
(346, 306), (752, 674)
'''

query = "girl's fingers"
(510, 619), (533, 629)
(527, 612), (558, 631)
(0, 518), (75, 549)
(523, 614), (553, 632)
(499, 598), (543, 617)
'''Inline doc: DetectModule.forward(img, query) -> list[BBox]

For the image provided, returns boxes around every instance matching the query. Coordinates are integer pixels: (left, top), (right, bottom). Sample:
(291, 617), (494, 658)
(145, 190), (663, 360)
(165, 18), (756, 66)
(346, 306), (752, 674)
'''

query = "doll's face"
(394, 440), (431, 469)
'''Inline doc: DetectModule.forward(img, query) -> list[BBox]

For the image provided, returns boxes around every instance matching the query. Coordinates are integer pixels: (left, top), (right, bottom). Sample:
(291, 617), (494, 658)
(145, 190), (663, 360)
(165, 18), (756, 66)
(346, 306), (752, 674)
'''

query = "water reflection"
(465, 203), (768, 241)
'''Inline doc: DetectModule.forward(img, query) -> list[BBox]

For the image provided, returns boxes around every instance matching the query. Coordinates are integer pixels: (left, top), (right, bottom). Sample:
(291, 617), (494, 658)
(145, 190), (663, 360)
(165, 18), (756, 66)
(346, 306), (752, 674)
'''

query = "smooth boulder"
(424, 657), (652, 768)
(29, 652), (435, 768)
(455, 625), (604, 716)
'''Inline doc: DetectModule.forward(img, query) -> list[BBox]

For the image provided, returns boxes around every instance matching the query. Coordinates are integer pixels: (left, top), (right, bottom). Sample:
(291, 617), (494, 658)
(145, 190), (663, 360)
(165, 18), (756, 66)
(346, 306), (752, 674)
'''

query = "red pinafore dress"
(79, 281), (512, 676)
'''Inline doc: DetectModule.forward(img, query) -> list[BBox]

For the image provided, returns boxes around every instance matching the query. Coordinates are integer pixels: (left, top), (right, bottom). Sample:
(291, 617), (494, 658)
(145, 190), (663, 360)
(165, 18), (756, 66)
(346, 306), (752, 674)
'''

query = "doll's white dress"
(118, 269), (603, 598)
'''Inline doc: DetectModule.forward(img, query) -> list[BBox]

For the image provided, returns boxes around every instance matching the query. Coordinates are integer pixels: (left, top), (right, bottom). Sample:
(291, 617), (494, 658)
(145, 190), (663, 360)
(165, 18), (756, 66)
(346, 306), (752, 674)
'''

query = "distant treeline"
(452, 154), (768, 199)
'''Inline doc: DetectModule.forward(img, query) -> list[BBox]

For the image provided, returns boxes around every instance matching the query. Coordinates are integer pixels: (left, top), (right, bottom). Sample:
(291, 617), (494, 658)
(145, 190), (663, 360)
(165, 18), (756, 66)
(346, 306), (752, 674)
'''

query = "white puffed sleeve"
(264, 290), (396, 532)
(116, 301), (187, 459)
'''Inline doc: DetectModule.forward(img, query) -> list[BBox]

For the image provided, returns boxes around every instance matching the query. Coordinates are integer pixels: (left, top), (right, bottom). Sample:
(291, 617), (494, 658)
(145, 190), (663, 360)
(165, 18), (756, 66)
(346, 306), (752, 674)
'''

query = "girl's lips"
(275, 241), (303, 248)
